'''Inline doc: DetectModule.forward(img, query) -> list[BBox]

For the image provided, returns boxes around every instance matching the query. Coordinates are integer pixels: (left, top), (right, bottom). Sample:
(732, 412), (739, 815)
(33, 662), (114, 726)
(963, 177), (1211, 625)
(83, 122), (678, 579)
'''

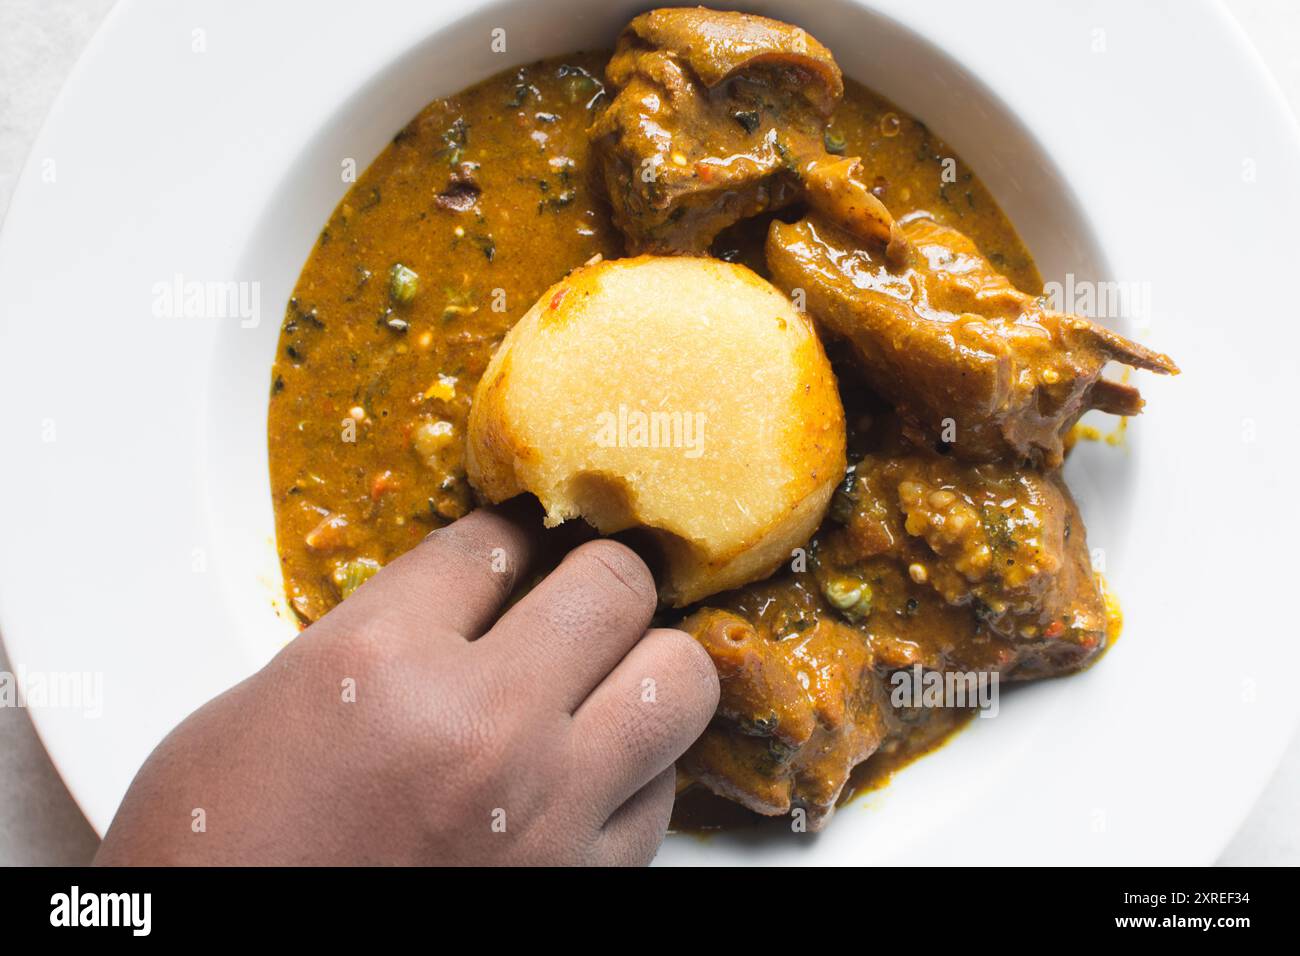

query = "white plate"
(2, 0), (1297, 865)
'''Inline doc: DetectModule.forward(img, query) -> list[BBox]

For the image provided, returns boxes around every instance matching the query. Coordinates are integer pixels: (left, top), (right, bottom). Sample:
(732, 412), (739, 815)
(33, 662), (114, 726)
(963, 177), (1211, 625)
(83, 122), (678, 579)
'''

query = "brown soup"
(267, 52), (1041, 822)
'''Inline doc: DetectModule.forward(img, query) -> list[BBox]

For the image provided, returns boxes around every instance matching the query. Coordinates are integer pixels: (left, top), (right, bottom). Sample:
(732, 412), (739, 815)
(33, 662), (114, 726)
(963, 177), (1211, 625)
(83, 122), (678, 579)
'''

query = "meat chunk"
(675, 417), (1118, 825)
(767, 213), (1179, 467)
(817, 439), (1113, 678)
(590, 8), (842, 253)
(678, 603), (884, 829)
(615, 7), (844, 103)
(802, 155), (908, 256)
(592, 8), (915, 257)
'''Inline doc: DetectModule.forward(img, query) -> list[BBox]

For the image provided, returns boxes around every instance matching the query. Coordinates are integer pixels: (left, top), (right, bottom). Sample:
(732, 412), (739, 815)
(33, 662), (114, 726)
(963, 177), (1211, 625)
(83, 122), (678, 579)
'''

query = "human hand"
(94, 504), (719, 866)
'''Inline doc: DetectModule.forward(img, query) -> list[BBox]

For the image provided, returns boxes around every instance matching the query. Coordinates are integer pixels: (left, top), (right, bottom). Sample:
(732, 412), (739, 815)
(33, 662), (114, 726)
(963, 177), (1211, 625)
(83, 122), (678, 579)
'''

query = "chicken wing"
(767, 213), (1179, 467)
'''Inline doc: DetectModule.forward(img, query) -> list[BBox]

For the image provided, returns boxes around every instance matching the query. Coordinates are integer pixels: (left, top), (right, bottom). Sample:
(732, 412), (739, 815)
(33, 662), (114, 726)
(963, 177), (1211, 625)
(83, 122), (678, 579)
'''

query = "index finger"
(335, 499), (544, 641)
(477, 539), (658, 712)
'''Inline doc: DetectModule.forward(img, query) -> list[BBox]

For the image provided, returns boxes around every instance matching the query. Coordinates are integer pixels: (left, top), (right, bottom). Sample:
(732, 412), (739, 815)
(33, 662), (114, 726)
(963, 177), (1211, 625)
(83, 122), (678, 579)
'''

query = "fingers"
(571, 627), (719, 819)
(478, 539), (658, 712)
(335, 501), (543, 642)
(598, 766), (676, 866)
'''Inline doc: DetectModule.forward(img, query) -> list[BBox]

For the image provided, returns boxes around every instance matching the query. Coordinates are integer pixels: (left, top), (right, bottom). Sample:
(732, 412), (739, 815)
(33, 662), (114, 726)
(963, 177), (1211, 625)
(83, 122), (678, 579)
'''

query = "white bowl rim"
(2, 0), (1299, 865)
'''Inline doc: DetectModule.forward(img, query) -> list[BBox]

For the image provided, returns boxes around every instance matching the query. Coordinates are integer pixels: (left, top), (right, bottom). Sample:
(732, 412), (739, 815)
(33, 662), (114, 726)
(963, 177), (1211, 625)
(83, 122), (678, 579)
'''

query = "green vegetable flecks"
(829, 464), (859, 524)
(557, 64), (604, 108)
(332, 557), (382, 600)
(388, 263), (420, 304)
(981, 505), (1015, 553)
(436, 117), (470, 165)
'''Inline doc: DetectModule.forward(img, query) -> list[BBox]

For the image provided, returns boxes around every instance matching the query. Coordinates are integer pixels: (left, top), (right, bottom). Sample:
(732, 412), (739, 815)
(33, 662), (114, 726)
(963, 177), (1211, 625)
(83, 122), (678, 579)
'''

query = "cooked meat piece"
(818, 440), (1113, 678)
(617, 6), (844, 102)
(592, 8), (918, 258)
(673, 415), (1119, 825)
(802, 155), (908, 258)
(433, 161), (481, 212)
(590, 8), (842, 253)
(678, 604), (885, 829)
(767, 213), (1179, 467)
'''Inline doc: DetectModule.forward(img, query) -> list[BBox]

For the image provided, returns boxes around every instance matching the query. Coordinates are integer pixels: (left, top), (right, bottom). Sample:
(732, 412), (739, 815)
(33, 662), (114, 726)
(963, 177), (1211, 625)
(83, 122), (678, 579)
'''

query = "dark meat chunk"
(767, 213), (1179, 467)
(434, 162), (481, 212)
(591, 8), (914, 257)
(678, 604), (884, 829)
(590, 8), (842, 253)
(674, 419), (1117, 825)
(617, 7), (844, 101)
(818, 440), (1113, 679)
(802, 154), (908, 256)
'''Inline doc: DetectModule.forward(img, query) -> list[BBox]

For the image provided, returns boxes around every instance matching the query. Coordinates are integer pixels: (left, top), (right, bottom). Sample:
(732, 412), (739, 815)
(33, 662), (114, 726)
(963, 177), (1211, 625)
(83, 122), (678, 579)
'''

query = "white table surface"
(1, 0), (1296, 866)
